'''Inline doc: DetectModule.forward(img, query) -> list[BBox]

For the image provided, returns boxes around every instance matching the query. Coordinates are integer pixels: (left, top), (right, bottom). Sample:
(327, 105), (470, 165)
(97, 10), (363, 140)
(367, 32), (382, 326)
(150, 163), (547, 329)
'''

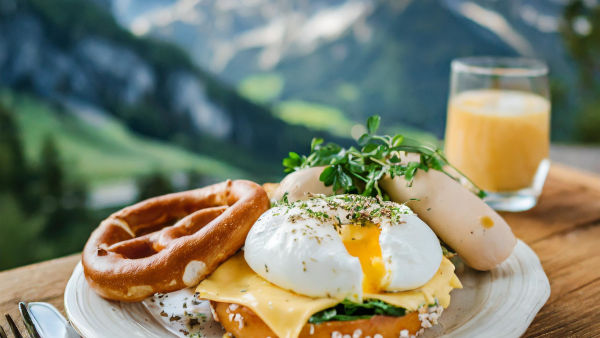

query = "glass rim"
(451, 56), (548, 77)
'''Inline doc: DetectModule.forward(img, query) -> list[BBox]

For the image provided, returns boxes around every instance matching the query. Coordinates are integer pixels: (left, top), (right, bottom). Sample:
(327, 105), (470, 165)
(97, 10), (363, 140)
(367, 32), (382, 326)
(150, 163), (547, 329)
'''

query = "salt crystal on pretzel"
(82, 180), (270, 302)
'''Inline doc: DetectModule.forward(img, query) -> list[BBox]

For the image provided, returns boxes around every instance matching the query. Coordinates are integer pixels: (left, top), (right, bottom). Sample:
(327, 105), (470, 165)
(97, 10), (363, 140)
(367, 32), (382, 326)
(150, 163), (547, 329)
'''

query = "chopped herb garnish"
(272, 194), (412, 228)
(283, 115), (485, 199)
(188, 317), (199, 327)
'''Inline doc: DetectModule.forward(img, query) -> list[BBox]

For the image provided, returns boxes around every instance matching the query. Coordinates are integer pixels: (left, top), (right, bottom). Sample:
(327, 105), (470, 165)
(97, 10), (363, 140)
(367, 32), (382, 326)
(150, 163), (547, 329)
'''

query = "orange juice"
(445, 89), (550, 192)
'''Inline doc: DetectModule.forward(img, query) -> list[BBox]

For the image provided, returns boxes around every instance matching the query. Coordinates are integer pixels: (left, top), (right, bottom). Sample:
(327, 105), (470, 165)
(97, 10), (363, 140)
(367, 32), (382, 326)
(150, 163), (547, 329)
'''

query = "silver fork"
(18, 303), (41, 338)
(2, 303), (80, 338)
(3, 314), (23, 338)
(1, 305), (45, 338)
(17, 302), (79, 338)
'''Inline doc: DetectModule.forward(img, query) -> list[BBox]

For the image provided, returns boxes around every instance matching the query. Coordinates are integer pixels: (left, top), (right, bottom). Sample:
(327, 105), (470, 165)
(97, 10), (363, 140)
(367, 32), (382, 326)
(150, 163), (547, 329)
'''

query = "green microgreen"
(283, 115), (485, 198)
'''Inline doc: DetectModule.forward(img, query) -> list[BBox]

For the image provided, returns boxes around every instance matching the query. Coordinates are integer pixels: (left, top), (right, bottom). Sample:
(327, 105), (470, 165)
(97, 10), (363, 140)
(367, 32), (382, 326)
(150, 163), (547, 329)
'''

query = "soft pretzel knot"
(82, 180), (270, 302)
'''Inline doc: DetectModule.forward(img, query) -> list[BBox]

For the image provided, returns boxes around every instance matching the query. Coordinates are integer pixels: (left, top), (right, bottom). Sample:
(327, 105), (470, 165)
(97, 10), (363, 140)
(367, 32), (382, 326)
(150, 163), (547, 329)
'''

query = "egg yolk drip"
(340, 224), (388, 293)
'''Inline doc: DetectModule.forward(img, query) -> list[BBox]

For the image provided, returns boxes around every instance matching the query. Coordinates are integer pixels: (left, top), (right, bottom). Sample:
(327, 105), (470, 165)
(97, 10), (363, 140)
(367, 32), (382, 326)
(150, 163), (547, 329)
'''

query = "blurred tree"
(0, 105), (45, 268)
(563, 1), (600, 86)
(0, 193), (45, 268)
(39, 135), (63, 202)
(0, 110), (92, 267)
(38, 135), (90, 238)
(38, 135), (67, 237)
(0, 104), (27, 196)
(136, 171), (174, 201)
(562, 1), (600, 142)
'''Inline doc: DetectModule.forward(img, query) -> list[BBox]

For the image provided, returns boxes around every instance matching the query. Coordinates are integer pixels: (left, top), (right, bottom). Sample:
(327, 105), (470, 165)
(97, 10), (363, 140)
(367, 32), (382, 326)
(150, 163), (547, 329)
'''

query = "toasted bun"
(211, 301), (422, 338)
(82, 180), (270, 301)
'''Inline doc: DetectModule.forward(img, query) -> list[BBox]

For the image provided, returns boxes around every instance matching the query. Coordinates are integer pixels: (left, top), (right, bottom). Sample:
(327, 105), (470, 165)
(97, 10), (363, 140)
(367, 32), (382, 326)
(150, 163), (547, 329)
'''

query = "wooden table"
(1, 164), (599, 337)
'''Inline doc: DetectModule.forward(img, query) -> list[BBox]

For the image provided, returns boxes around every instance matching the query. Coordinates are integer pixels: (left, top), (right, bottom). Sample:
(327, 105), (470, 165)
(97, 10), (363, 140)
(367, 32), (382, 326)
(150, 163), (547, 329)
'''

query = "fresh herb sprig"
(283, 115), (485, 198)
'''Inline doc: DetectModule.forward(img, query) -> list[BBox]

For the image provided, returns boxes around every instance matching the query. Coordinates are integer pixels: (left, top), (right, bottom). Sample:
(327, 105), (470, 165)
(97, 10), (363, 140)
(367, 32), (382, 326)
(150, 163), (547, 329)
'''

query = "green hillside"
(238, 73), (440, 143)
(0, 90), (246, 186)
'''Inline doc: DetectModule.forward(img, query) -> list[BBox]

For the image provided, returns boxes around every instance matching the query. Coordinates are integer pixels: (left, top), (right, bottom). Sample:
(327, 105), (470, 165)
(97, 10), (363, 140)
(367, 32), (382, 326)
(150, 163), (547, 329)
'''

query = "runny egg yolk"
(340, 224), (388, 293)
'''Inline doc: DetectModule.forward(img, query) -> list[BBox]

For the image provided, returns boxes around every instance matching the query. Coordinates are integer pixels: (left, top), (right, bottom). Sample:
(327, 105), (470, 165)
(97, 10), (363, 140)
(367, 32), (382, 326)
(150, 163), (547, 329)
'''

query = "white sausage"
(272, 166), (333, 202)
(381, 170), (516, 271)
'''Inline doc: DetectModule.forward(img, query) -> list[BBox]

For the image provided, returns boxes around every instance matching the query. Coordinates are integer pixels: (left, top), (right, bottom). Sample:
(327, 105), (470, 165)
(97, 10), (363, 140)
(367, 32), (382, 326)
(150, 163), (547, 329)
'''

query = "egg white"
(379, 214), (443, 291)
(244, 195), (442, 300)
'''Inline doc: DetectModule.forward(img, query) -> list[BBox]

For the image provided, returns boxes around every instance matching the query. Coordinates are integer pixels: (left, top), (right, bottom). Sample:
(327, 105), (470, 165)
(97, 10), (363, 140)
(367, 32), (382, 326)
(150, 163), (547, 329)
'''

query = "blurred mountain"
(0, 0), (342, 181)
(110, 0), (580, 140)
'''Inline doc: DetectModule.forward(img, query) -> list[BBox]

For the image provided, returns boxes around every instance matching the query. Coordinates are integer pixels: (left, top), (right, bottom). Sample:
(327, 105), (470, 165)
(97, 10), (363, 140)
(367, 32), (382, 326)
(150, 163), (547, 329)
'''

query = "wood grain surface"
(0, 164), (598, 337)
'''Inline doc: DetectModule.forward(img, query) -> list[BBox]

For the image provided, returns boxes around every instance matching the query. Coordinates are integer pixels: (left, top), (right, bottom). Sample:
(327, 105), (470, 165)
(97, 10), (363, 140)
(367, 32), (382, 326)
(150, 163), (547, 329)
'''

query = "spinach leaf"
(308, 299), (407, 324)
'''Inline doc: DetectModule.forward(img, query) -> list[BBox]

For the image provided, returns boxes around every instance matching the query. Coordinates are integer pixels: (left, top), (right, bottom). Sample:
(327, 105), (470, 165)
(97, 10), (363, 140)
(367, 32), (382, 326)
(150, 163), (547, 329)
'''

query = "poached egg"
(244, 195), (442, 301)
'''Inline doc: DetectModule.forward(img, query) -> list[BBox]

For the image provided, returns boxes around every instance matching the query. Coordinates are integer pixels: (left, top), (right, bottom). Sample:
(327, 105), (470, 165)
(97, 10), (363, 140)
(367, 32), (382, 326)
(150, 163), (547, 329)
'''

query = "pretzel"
(82, 180), (270, 302)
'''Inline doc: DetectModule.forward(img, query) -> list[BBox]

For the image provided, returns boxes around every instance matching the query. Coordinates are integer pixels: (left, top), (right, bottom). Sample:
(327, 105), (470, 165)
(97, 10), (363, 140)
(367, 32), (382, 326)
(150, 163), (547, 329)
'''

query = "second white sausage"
(381, 169), (516, 271)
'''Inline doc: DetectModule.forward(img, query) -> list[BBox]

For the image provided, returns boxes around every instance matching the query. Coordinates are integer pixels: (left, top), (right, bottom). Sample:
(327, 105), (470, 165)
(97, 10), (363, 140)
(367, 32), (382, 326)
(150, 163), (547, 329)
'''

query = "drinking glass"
(445, 57), (550, 212)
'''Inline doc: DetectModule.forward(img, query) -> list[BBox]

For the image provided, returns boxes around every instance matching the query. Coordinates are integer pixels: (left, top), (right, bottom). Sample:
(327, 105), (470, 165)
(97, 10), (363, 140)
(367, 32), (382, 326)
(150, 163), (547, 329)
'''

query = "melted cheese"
(196, 252), (461, 338)
(365, 257), (462, 311)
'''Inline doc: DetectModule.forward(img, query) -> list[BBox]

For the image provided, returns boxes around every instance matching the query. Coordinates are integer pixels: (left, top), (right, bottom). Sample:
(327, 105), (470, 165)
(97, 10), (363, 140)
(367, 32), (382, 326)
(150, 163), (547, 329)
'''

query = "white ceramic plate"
(64, 240), (549, 338)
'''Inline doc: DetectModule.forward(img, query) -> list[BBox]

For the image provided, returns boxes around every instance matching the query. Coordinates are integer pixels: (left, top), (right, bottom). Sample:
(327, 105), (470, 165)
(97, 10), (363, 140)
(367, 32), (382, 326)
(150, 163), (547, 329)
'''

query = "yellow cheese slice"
(196, 252), (338, 338)
(365, 257), (462, 310)
(196, 253), (461, 338)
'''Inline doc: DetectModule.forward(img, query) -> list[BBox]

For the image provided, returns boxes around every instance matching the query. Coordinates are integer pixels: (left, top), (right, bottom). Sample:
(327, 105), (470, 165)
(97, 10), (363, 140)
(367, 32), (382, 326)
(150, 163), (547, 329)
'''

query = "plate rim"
(64, 239), (550, 338)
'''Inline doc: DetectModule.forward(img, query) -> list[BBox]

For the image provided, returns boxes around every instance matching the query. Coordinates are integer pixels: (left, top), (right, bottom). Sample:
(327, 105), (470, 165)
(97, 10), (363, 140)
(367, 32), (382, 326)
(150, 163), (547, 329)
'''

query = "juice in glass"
(445, 56), (550, 211)
(445, 89), (550, 192)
